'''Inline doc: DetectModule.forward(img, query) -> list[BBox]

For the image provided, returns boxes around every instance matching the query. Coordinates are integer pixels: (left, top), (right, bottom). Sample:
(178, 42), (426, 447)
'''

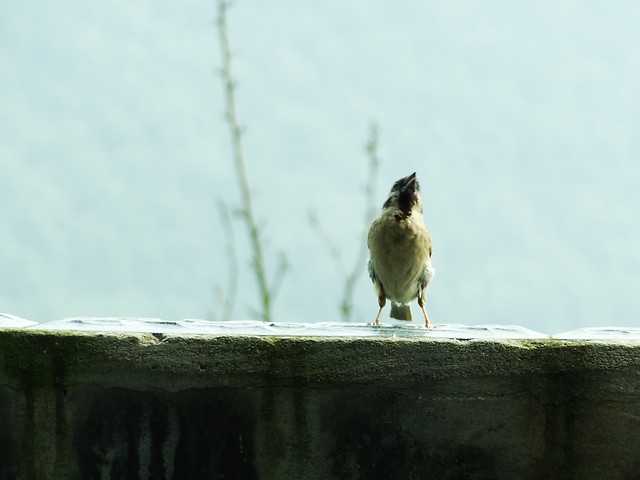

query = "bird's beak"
(402, 172), (417, 192)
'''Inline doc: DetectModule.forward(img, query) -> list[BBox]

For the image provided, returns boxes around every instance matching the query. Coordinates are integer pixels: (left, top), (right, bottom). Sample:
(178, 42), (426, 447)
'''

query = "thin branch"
(309, 122), (382, 321)
(308, 210), (347, 279)
(363, 122), (381, 223)
(216, 0), (281, 322)
(213, 200), (238, 322)
(340, 122), (381, 319)
(270, 252), (288, 303)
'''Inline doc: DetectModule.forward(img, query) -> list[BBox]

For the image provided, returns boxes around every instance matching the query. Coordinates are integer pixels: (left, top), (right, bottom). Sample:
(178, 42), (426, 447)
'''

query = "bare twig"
(270, 251), (289, 302)
(215, 0), (285, 322)
(213, 200), (238, 321)
(363, 122), (381, 227)
(309, 122), (381, 321)
(308, 211), (346, 279)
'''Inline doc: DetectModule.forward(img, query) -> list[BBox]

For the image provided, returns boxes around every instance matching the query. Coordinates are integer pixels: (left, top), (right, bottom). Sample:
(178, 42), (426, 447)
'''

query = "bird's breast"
(368, 211), (432, 303)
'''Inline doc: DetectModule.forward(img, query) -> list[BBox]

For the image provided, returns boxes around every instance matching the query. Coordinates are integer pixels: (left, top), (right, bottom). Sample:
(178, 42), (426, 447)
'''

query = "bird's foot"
(370, 306), (384, 327)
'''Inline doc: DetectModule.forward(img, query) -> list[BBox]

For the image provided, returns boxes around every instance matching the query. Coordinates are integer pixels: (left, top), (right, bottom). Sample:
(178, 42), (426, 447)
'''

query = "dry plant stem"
(309, 123), (381, 322)
(308, 212), (346, 279)
(216, 0), (273, 322)
(363, 123), (381, 230)
(340, 123), (381, 319)
(214, 200), (238, 322)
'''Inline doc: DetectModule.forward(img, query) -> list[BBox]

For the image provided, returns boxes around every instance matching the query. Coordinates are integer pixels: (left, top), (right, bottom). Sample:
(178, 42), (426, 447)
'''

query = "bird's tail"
(390, 302), (412, 321)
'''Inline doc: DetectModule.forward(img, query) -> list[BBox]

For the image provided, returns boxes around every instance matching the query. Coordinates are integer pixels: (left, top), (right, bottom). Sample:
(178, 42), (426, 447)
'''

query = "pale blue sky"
(2, 2), (640, 334)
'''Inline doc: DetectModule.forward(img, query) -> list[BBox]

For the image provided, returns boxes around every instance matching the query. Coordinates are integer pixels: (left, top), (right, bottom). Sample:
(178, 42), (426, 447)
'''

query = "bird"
(367, 172), (435, 327)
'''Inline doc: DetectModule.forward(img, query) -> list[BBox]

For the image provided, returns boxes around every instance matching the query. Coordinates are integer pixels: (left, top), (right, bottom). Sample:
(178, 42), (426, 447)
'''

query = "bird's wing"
(421, 229), (435, 285)
(367, 259), (377, 284)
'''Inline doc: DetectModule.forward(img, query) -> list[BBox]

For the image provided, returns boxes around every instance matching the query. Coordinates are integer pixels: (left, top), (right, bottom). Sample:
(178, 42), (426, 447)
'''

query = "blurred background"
(2, 1), (640, 334)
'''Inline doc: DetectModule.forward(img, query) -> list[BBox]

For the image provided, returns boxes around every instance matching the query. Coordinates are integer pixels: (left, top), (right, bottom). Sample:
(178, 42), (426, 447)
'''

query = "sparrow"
(367, 172), (435, 327)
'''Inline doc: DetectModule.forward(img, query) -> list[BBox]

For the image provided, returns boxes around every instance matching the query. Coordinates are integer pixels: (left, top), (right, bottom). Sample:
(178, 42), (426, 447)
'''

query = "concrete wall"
(2, 328), (640, 479)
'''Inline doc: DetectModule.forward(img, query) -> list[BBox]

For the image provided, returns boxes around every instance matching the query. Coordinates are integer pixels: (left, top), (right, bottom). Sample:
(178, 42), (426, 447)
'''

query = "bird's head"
(382, 172), (422, 216)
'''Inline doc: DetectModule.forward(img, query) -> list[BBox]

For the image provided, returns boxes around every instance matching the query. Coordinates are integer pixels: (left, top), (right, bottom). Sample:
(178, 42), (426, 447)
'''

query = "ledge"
(2, 316), (640, 479)
(6, 313), (640, 340)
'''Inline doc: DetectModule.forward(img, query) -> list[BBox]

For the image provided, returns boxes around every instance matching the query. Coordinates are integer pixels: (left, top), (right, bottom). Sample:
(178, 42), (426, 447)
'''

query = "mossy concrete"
(2, 329), (640, 479)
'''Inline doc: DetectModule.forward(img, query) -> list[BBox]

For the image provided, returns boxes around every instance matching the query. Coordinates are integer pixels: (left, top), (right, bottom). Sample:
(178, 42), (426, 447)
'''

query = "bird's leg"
(419, 301), (430, 328)
(417, 286), (433, 328)
(373, 305), (383, 326)
(373, 294), (386, 326)
(370, 281), (386, 326)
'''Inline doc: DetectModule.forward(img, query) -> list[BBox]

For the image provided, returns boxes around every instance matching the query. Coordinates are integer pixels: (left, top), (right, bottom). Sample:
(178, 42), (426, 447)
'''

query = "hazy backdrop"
(3, 1), (640, 334)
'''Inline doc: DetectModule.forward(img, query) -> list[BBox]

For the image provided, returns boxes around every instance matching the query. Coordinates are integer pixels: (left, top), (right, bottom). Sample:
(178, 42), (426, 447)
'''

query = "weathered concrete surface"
(2, 329), (640, 479)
